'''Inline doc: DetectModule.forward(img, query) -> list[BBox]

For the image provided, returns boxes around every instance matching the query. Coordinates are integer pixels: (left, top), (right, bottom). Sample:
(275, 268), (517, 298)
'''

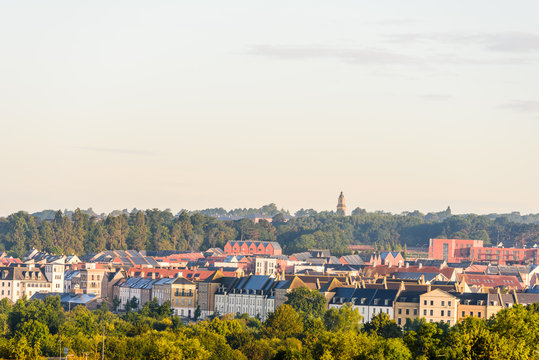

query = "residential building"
(214, 275), (291, 320)
(456, 293), (490, 320)
(255, 257), (277, 276)
(429, 238), (539, 265)
(429, 239), (483, 262)
(70, 263), (107, 298)
(198, 271), (237, 319)
(394, 291), (421, 327)
(171, 277), (197, 318)
(0, 265), (52, 303)
(419, 289), (458, 326)
(224, 241), (282, 256)
(151, 277), (175, 306)
(328, 288), (400, 323)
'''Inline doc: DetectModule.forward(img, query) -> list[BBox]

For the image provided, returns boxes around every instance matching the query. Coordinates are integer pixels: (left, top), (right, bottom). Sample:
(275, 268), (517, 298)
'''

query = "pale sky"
(1, 1), (538, 216)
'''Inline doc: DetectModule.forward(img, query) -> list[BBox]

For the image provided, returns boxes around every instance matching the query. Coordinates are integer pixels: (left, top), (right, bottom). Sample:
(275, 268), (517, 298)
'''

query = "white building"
(214, 275), (291, 321)
(255, 257), (277, 276)
(328, 288), (400, 323)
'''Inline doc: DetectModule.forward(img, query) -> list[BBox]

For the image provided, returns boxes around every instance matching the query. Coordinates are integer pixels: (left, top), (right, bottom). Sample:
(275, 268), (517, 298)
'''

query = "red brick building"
(429, 238), (539, 265)
(224, 241), (282, 256)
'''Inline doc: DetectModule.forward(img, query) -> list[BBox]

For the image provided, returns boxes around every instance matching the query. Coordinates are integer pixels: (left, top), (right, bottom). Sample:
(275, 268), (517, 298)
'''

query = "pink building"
(429, 239), (483, 262)
(429, 238), (539, 265)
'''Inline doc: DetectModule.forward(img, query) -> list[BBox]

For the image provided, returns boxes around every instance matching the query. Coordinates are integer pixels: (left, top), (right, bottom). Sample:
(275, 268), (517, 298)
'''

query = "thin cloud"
(419, 94), (453, 101)
(385, 32), (539, 53)
(246, 44), (527, 66)
(500, 100), (539, 113)
(245, 45), (421, 65)
(73, 146), (157, 156)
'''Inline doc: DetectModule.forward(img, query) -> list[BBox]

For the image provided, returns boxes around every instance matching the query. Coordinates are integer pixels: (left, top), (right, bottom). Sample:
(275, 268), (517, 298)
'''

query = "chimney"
(427, 284), (431, 292)
(418, 263), (423, 269)
(405, 262), (409, 269)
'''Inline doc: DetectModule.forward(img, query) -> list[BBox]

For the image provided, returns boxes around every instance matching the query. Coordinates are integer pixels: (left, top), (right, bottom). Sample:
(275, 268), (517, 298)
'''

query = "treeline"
(0, 289), (538, 359)
(1, 208), (539, 258)
(194, 203), (290, 219)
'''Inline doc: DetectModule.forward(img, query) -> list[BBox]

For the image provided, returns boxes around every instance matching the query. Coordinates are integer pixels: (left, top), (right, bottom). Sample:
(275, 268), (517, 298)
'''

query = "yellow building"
(394, 291), (421, 327)
(171, 277), (197, 318)
(419, 289), (458, 326)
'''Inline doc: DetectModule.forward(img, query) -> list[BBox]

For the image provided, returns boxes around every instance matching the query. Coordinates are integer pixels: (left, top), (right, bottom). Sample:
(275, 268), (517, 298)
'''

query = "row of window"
(398, 308), (418, 316)
(423, 309), (452, 317)
(423, 300), (452, 306)
(175, 299), (192, 306)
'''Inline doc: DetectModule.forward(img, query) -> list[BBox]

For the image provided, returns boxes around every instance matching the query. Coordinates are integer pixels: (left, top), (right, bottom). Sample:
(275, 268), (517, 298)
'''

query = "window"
(430, 300), (434, 306)
(398, 309), (402, 315)
(448, 301), (451, 306)
(423, 310), (427, 316)
(430, 310), (433, 316)
(414, 309), (417, 315)
(398, 318), (401, 325)
(462, 311), (465, 317)
(441, 301), (445, 306)
(478, 312), (481, 318)
(424, 300), (427, 305)
(405, 309), (409, 315)
(448, 311), (451, 316)
(441, 310), (444, 316)
(470, 312), (473, 316)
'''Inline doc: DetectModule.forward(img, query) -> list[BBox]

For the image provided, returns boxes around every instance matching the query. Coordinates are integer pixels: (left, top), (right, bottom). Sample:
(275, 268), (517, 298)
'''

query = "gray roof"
(329, 288), (399, 307)
(216, 275), (288, 297)
(340, 255), (365, 265)
(64, 270), (81, 281)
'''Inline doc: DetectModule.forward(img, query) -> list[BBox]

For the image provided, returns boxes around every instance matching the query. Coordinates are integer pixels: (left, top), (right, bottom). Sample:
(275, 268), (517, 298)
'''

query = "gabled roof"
(420, 288), (457, 298)
(226, 241), (282, 250)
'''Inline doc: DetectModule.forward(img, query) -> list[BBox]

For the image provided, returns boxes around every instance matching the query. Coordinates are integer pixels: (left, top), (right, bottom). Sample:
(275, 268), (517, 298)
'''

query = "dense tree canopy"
(0, 206), (538, 258)
(0, 295), (537, 359)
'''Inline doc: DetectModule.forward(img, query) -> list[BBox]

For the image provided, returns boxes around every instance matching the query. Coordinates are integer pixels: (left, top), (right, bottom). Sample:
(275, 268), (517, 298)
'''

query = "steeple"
(336, 191), (346, 216)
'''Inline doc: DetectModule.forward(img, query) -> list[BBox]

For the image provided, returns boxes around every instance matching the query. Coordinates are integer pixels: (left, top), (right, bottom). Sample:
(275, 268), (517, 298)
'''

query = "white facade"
(214, 292), (275, 320)
(255, 258), (277, 276)
(44, 264), (64, 292)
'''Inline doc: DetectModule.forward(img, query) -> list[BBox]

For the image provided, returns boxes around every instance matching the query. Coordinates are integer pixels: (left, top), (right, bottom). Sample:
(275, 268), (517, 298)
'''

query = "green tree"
(363, 312), (402, 338)
(323, 304), (362, 332)
(285, 287), (327, 320)
(262, 304), (303, 339)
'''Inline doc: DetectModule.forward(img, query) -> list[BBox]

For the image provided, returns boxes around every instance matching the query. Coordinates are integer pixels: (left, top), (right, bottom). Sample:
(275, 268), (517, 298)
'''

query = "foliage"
(285, 287), (327, 320)
(1, 206), (538, 257)
(0, 297), (537, 359)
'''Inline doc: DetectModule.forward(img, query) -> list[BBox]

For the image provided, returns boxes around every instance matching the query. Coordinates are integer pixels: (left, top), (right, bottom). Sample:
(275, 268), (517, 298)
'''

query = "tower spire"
(337, 191), (346, 216)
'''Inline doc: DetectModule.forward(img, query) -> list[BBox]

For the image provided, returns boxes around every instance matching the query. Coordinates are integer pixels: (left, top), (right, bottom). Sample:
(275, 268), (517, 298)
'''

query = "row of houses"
(329, 286), (539, 326)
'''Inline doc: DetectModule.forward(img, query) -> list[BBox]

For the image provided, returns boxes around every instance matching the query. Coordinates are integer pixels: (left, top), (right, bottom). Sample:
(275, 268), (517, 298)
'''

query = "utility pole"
(102, 326), (105, 360)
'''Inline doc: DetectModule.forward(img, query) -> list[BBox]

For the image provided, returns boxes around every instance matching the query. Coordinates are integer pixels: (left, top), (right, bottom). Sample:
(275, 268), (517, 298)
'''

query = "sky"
(1, 1), (538, 216)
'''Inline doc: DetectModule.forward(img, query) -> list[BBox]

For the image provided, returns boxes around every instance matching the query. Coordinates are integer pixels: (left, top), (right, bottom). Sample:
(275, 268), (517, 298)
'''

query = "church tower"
(336, 191), (346, 215)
